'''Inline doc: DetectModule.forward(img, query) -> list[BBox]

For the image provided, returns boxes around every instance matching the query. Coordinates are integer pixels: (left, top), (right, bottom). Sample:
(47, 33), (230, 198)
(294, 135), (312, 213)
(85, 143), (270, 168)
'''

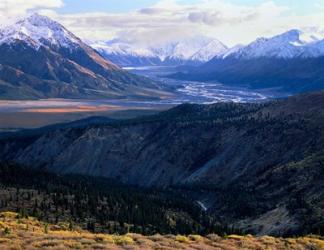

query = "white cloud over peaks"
(1, 0), (324, 47)
(0, 0), (63, 26)
(52, 0), (291, 46)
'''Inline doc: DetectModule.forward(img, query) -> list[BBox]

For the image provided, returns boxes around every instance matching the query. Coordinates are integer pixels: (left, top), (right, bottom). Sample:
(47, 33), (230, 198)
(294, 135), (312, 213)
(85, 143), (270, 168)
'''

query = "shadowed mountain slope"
(0, 91), (324, 235)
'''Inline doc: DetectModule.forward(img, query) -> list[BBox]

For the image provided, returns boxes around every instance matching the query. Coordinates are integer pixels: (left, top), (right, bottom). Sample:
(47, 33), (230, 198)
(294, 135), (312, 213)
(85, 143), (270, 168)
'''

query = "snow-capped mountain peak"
(91, 36), (228, 66)
(190, 39), (228, 62)
(224, 28), (324, 59)
(0, 13), (80, 49)
(220, 44), (244, 59)
(155, 36), (215, 61)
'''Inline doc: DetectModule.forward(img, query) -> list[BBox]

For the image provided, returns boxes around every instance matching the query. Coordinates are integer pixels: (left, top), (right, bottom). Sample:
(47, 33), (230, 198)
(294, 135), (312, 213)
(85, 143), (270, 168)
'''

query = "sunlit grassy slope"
(0, 212), (323, 250)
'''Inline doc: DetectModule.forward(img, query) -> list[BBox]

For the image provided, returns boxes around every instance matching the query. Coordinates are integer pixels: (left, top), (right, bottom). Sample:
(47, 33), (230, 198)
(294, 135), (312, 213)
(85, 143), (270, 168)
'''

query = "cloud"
(50, 0), (291, 46)
(188, 11), (222, 25)
(2, 0), (324, 47)
(0, 0), (63, 25)
(138, 7), (167, 15)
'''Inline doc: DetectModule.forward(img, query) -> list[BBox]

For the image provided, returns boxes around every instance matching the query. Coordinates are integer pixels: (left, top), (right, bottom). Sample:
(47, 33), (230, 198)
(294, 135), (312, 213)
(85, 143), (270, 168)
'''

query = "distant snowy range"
(90, 36), (228, 67)
(90, 28), (324, 67)
(1, 13), (324, 108)
(90, 27), (324, 102)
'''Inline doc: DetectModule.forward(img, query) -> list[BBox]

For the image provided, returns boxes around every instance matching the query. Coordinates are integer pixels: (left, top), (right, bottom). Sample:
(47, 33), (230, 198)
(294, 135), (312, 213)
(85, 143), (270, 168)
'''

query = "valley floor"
(0, 212), (323, 250)
(0, 100), (165, 130)
(0, 66), (278, 131)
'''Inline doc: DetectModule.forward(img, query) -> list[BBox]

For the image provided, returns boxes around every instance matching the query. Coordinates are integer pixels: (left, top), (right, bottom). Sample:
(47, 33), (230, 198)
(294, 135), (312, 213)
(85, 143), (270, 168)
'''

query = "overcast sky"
(1, 0), (324, 46)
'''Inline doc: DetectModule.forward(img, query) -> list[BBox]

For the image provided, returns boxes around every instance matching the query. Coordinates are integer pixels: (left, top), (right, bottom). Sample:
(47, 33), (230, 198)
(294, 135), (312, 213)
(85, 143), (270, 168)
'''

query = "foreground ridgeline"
(0, 212), (323, 250)
(1, 91), (324, 236)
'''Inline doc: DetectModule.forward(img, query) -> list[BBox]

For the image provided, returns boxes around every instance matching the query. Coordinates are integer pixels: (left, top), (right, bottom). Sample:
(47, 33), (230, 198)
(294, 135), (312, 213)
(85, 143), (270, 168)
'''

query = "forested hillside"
(1, 91), (324, 235)
(0, 164), (236, 236)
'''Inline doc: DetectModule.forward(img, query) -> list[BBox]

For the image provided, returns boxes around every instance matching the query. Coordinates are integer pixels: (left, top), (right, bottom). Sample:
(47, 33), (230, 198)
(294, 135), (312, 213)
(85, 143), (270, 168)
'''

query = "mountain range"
(91, 28), (324, 67)
(91, 37), (228, 67)
(0, 14), (168, 100)
(1, 14), (324, 98)
(171, 29), (324, 93)
(1, 90), (324, 235)
(1, 9), (324, 241)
